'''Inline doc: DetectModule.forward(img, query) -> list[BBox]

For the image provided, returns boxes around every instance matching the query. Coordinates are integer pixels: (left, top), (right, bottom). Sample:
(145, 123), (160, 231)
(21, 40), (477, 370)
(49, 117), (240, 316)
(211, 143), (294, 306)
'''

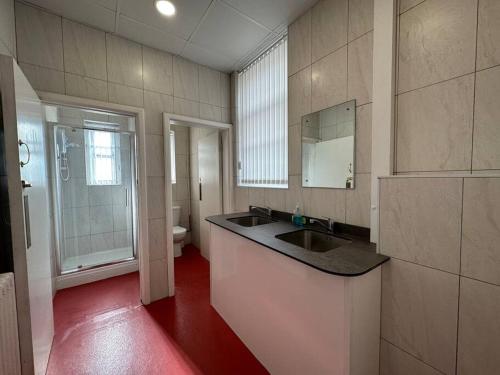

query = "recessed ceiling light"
(155, 0), (176, 17)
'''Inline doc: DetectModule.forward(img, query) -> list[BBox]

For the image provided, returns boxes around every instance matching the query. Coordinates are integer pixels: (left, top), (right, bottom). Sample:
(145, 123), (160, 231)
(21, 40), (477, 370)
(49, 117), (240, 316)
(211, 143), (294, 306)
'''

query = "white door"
(14, 62), (54, 374)
(198, 130), (222, 259)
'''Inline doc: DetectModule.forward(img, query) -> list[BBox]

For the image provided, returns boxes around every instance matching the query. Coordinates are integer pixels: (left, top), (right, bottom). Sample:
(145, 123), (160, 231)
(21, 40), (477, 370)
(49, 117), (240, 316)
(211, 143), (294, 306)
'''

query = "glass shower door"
(55, 126), (135, 273)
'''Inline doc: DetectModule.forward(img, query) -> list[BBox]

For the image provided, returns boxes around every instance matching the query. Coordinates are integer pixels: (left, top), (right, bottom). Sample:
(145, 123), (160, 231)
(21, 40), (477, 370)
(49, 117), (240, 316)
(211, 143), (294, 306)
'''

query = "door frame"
(37, 91), (152, 305)
(163, 113), (234, 297)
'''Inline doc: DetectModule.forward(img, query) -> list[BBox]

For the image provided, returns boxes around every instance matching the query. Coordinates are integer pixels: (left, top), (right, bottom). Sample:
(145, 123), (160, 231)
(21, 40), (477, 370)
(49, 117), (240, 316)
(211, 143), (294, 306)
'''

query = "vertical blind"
(237, 37), (288, 188)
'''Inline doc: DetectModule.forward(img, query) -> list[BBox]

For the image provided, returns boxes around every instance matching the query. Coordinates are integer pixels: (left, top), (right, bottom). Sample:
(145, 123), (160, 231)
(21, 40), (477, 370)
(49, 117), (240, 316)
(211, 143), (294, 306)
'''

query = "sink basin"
(276, 230), (351, 252)
(227, 216), (276, 227)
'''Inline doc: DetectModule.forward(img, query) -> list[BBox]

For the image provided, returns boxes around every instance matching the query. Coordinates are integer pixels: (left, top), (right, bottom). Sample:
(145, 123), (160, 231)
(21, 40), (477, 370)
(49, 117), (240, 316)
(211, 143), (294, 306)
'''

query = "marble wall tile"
(248, 188), (266, 207)
(142, 46), (173, 95)
(396, 74), (474, 172)
(288, 10), (311, 76)
(173, 178), (190, 202)
(234, 187), (249, 212)
(347, 31), (373, 106)
(306, 187), (346, 222)
(348, 0), (374, 41)
(65, 73), (108, 102)
(472, 66), (500, 170)
(88, 186), (112, 206)
(199, 66), (221, 106)
(144, 90), (173, 135)
(89, 205), (113, 234)
(311, 0), (348, 61)
(0, 0), (16, 57)
(355, 104), (371, 173)
(173, 98), (200, 118)
(108, 83), (144, 107)
(288, 124), (301, 175)
(346, 173), (370, 227)
(381, 259), (459, 375)
(146, 134), (165, 177)
(112, 205), (128, 232)
(175, 154), (189, 179)
(61, 178), (89, 208)
(200, 103), (222, 122)
(311, 46), (347, 112)
(106, 34), (143, 89)
(476, 0), (500, 70)
(264, 188), (286, 212)
(221, 108), (230, 123)
(457, 277), (500, 375)
(399, 0), (425, 14)
(220, 73), (231, 108)
(288, 67), (311, 126)
(173, 56), (199, 101)
(150, 258), (168, 300)
(62, 207), (90, 237)
(172, 126), (189, 155)
(284, 175), (305, 213)
(461, 177), (500, 285)
(90, 232), (114, 253)
(398, 0), (477, 93)
(63, 19), (107, 80)
(379, 177), (462, 273)
(147, 176), (166, 219)
(380, 339), (442, 375)
(19, 63), (65, 94)
(15, 2), (63, 70)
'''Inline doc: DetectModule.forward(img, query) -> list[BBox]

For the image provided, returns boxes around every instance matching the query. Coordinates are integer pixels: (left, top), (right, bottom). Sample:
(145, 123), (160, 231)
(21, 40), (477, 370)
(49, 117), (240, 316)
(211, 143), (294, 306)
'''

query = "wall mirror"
(301, 100), (355, 189)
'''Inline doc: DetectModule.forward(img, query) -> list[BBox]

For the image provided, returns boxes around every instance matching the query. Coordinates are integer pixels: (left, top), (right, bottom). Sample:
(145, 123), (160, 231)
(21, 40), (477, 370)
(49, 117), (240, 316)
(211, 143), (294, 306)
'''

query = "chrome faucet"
(310, 217), (334, 232)
(250, 205), (272, 217)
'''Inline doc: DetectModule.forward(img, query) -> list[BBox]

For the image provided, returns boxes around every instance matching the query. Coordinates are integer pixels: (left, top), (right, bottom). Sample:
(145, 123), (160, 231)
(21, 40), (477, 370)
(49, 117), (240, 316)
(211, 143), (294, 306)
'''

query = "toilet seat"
(173, 225), (186, 235)
(173, 226), (186, 243)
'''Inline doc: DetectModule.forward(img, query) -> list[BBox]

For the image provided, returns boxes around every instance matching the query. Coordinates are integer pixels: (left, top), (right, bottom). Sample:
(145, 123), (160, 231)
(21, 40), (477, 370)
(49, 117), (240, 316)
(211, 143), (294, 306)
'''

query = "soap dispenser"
(292, 204), (305, 227)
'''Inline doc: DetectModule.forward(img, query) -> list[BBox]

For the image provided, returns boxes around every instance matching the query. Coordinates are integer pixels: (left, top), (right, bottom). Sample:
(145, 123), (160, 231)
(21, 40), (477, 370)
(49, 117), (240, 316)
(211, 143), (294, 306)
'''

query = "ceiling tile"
(119, 0), (212, 40)
(117, 15), (187, 55)
(25, 0), (116, 32)
(191, 1), (270, 61)
(222, 0), (316, 30)
(181, 42), (237, 73)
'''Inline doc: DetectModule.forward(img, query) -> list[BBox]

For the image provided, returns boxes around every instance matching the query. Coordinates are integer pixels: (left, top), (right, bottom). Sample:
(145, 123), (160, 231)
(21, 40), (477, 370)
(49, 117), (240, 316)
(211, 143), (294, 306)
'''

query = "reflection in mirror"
(301, 100), (355, 189)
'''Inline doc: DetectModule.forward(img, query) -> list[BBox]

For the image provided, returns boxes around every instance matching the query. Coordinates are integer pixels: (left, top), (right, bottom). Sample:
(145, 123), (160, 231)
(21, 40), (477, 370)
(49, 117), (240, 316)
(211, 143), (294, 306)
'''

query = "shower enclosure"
(47, 104), (137, 274)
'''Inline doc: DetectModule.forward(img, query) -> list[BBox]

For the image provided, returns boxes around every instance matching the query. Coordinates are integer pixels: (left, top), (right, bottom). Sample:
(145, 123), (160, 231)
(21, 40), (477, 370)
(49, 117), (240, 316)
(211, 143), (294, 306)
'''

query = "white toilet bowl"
(172, 206), (186, 257)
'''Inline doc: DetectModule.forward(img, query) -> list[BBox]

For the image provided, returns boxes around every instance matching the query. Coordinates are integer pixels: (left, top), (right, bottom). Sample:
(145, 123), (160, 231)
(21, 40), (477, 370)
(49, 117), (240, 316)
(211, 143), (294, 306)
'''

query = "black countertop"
(206, 211), (390, 277)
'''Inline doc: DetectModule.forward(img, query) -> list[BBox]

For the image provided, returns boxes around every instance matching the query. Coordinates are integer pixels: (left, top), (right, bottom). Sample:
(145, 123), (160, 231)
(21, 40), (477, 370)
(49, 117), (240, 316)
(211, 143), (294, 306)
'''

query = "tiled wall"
(395, 0), (500, 174)
(0, 0), (15, 57)
(379, 176), (500, 374)
(379, 0), (500, 373)
(14, 1), (230, 301)
(234, 0), (374, 228)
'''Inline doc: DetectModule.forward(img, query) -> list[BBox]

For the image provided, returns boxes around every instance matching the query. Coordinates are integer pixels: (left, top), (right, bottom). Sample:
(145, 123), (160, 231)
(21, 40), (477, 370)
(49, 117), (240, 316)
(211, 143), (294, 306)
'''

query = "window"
(84, 129), (122, 185)
(170, 130), (176, 184)
(237, 37), (288, 188)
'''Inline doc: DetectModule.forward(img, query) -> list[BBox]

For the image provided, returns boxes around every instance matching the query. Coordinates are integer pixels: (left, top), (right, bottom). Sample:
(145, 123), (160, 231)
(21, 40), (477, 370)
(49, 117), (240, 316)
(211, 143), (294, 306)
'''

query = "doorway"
(46, 104), (138, 281)
(163, 113), (233, 296)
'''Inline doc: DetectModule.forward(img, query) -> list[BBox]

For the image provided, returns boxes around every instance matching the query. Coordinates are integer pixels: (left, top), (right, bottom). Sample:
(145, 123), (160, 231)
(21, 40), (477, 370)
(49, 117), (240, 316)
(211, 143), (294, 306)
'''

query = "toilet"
(172, 206), (187, 257)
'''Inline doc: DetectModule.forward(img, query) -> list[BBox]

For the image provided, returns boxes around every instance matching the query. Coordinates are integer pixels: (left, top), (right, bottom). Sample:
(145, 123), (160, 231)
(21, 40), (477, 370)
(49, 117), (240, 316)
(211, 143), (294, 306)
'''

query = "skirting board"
(56, 260), (139, 290)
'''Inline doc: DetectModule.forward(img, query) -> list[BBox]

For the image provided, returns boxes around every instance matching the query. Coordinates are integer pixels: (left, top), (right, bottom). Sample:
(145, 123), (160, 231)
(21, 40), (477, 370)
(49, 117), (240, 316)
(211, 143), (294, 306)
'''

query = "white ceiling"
(23, 0), (317, 72)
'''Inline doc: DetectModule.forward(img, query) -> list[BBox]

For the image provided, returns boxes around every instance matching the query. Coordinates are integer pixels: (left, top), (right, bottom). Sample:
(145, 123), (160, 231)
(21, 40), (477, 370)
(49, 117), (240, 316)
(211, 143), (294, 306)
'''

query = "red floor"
(47, 245), (268, 375)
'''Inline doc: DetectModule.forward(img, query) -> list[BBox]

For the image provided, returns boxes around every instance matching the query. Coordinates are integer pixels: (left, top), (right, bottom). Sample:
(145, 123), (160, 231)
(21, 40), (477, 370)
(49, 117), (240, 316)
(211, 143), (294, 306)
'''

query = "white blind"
(84, 129), (122, 186)
(237, 37), (288, 188)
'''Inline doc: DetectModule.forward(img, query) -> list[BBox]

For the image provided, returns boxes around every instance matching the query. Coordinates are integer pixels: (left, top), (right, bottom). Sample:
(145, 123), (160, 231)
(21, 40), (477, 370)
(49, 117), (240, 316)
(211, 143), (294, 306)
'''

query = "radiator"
(0, 273), (21, 375)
